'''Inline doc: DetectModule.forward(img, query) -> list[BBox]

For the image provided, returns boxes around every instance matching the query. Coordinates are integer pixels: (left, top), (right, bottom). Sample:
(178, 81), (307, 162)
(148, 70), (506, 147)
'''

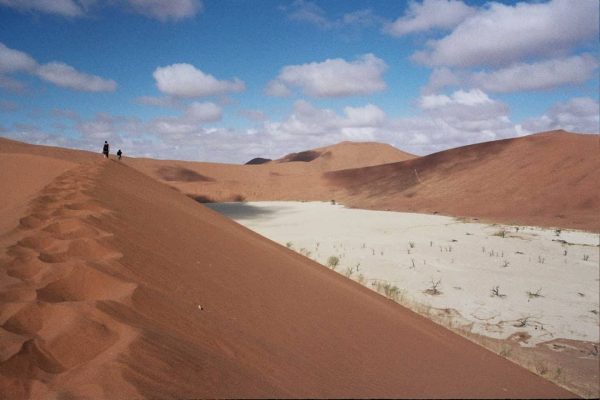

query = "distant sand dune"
(325, 131), (600, 231)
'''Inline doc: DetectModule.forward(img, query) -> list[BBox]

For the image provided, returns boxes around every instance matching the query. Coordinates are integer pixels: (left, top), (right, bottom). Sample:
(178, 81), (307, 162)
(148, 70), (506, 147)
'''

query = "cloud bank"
(0, 42), (117, 92)
(267, 54), (387, 98)
(153, 63), (245, 98)
(385, 0), (475, 37)
(0, 0), (203, 20)
(411, 0), (598, 68)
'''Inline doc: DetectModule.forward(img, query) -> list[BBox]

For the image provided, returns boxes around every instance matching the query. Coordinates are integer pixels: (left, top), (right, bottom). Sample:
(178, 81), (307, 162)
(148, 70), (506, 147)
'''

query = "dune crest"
(1, 163), (140, 398)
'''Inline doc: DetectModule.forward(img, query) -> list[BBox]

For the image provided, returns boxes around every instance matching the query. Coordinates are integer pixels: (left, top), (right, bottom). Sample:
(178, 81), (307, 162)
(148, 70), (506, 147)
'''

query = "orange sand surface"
(0, 136), (577, 398)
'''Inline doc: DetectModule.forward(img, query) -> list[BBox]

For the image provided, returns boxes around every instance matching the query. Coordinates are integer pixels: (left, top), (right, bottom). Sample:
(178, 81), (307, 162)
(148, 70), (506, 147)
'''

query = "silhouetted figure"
(117, 149), (122, 160)
(102, 141), (109, 158)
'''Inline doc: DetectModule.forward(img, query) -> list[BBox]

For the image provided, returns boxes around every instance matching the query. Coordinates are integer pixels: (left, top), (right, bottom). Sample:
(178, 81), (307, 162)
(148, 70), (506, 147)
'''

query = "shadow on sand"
(206, 202), (282, 220)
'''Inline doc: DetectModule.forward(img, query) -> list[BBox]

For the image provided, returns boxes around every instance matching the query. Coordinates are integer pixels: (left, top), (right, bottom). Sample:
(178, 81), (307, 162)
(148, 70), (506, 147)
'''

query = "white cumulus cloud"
(264, 80), (292, 97)
(267, 54), (387, 98)
(36, 62), (117, 92)
(343, 104), (386, 126)
(0, 42), (117, 92)
(184, 101), (222, 123)
(385, 0), (475, 37)
(263, 100), (386, 143)
(424, 55), (598, 94)
(471, 55), (599, 93)
(412, 0), (599, 68)
(416, 89), (513, 140)
(284, 0), (333, 29)
(0, 0), (86, 17)
(0, 0), (203, 21)
(153, 63), (245, 98)
(419, 88), (493, 109)
(126, 0), (202, 21)
(282, 0), (381, 30)
(0, 42), (37, 73)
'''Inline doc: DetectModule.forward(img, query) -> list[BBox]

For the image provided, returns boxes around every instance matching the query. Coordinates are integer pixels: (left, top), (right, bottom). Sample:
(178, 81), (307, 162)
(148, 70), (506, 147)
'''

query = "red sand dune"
(276, 141), (416, 170)
(129, 140), (414, 203)
(326, 130), (600, 231)
(0, 137), (574, 398)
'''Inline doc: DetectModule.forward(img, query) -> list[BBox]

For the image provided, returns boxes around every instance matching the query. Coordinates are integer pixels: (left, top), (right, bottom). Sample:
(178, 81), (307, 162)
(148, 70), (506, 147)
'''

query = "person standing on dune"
(102, 141), (109, 158)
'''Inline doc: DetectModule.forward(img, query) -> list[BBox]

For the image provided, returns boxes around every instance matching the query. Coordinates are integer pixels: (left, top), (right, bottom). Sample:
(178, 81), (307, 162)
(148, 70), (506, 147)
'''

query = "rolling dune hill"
(128, 141), (414, 203)
(326, 130), (600, 231)
(276, 141), (416, 170)
(0, 138), (574, 398)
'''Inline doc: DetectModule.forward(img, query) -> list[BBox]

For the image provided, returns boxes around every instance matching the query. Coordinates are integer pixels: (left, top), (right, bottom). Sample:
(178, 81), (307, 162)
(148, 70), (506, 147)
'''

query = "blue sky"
(0, 0), (598, 162)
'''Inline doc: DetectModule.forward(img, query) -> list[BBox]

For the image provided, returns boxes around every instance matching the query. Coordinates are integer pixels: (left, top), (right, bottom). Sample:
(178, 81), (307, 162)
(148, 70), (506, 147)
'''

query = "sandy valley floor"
(210, 201), (600, 396)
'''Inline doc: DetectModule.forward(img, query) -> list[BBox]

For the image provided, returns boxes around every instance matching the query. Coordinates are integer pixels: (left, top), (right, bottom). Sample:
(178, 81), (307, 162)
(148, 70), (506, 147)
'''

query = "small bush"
(491, 286), (506, 298)
(424, 279), (442, 296)
(526, 288), (543, 299)
(299, 248), (311, 257)
(327, 256), (340, 269)
(383, 283), (400, 301)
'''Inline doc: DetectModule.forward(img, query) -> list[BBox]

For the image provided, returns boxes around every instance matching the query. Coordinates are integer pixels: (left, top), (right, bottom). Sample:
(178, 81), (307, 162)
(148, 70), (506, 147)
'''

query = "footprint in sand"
(45, 238), (122, 261)
(1, 162), (138, 383)
(2, 305), (121, 373)
(17, 233), (65, 252)
(4, 253), (51, 282)
(42, 218), (110, 241)
(37, 264), (136, 303)
(18, 215), (47, 230)
(2, 302), (45, 335)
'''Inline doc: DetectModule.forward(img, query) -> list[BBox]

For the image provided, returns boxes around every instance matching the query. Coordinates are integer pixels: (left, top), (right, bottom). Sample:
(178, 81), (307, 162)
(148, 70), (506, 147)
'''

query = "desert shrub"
(526, 288), (543, 299)
(491, 286), (506, 298)
(327, 256), (340, 269)
(424, 279), (442, 295)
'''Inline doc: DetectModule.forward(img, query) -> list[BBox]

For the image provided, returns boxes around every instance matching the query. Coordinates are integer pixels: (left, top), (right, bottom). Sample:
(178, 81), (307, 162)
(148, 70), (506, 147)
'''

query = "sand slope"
(277, 141), (416, 170)
(128, 141), (414, 203)
(0, 139), (574, 398)
(326, 130), (600, 231)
